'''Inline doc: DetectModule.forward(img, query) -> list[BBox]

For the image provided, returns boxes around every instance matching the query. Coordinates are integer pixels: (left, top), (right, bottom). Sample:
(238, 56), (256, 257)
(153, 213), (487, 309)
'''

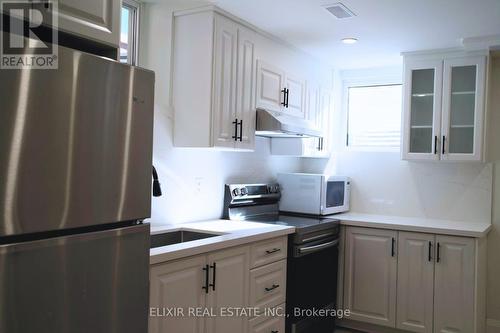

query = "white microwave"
(278, 173), (350, 216)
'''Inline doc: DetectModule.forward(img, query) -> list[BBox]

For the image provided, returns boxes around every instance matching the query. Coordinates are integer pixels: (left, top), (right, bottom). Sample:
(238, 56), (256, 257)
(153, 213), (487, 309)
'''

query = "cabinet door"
(256, 60), (285, 112)
(149, 255), (207, 333)
(235, 27), (256, 150)
(206, 246), (250, 333)
(396, 232), (435, 333)
(441, 56), (486, 161)
(212, 15), (238, 148)
(402, 59), (443, 160)
(434, 236), (475, 333)
(52, 0), (120, 47)
(284, 74), (306, 118)
(344, 227), (398, 327)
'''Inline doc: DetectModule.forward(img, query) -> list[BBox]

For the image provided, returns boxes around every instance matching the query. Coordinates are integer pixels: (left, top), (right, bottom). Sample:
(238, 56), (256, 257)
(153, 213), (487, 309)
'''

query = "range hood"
(255, 109), (322, 138)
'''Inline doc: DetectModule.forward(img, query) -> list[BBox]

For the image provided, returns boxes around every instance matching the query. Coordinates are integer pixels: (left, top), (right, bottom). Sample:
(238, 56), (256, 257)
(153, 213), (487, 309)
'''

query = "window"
(346, 84), (402, 149)
(120, 0), (140, 65)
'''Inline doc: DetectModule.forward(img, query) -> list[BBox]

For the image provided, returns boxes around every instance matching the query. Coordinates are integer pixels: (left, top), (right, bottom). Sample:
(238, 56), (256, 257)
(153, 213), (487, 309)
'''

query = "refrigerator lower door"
(0, 223), (150, 333)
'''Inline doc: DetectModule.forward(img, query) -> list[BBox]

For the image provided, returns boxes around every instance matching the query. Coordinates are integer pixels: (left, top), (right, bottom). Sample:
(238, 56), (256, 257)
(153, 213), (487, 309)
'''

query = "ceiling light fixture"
(342, 37), (358, 44)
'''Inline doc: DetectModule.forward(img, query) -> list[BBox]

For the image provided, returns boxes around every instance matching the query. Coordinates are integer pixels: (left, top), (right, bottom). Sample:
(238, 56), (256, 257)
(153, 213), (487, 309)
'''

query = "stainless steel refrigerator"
(0, 36), (155, 333)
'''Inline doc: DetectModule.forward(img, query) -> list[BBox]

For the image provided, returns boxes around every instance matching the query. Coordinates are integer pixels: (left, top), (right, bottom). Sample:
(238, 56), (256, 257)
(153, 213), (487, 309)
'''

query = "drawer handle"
(271, 331), (279, 333)
(265, 248), (281, 255)
(265, 284), (280, 292)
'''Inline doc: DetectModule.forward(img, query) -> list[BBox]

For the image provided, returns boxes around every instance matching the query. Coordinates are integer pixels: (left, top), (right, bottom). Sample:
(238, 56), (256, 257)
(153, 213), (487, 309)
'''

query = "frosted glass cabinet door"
(441, 56), (486, 161)
(403, 60), (443, 160)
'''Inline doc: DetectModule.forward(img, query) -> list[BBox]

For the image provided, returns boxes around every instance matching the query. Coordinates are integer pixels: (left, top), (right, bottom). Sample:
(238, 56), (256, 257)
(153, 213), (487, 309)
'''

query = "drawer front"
(249, 304), (285, 333)
(250, 260), (287, 310)
(250, 237), (287, 268)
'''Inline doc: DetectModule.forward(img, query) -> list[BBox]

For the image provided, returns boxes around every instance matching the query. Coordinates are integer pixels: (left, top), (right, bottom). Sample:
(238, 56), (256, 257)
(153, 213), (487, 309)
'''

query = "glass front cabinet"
(402, 53), (486, 161)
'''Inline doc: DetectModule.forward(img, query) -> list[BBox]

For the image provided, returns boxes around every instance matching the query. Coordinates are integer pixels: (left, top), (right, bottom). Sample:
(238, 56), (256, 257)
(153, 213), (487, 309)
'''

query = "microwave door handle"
(298, 239), (339, 254)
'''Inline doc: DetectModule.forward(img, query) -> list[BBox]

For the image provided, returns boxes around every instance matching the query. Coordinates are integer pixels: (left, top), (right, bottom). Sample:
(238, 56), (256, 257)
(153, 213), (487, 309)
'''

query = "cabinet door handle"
(285, 88), (289, 108)
(437, 243), (441, 263)
(232, 119), (239, 141)
(428, 241), (432, 262)
(434, 136), (438, 154)
(238, 120), (243, 141)
(209, 262), (216, 291)
(442, 136), (446, 154)
(391, 238), (396, 257)
(265, 284), (280, 292)
(202, 265), (209, 293)
(265, 248), (281, 254)
(281, 88), (287, 106)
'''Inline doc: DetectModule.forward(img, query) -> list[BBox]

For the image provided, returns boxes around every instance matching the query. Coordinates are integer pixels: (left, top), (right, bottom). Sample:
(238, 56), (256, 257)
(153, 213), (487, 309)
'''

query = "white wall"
(139, 0), (331, 224)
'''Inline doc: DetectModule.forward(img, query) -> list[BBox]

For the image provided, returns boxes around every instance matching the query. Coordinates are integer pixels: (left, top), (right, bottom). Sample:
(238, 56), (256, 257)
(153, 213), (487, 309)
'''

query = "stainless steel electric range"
(223, 183), (340, 333)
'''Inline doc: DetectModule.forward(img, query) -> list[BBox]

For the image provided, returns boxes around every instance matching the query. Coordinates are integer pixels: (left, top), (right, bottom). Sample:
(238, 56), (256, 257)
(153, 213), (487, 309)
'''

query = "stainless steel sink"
(150, 230), (219, 248)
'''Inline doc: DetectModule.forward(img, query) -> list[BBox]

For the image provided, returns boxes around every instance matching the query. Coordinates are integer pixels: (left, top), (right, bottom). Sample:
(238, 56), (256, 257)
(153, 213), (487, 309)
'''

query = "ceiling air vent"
(323, 2), (356, 19)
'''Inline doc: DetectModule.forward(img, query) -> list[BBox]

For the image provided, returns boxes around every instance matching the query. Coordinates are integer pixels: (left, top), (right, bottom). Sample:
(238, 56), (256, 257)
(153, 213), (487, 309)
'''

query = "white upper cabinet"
(48, 0), (121, 47)
(236, 26), (257, 150)
(256, 61), (307, 118)
(441, 56), (486, 161)
(173, 11), (257, 150)
(284, 74), (306, 118)
(402, 59), (443, 160)
(212, 14), (239, 148)
(402, 52), (487, 161)
(256, 60), (286, 112)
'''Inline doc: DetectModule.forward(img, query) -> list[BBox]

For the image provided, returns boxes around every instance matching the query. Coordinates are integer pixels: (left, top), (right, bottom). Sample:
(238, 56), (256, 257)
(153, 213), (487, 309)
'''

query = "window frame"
(341, 73), (403, 152)
(121, 0), (141, 66)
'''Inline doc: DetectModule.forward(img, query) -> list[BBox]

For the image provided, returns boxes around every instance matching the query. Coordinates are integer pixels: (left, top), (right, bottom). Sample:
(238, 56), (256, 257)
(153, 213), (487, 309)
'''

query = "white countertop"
(149, 220), (295, 265)
(335, 212), (491, 238)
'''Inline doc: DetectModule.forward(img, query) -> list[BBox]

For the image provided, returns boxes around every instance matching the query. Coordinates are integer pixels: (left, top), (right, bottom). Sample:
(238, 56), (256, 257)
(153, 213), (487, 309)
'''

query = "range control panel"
(227, 183), (280, 198)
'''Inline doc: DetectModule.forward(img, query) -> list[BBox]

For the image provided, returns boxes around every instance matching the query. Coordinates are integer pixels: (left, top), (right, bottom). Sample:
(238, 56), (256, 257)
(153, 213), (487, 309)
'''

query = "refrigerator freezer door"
(0, 40), (155, 236)
(0, 223), (150, 333)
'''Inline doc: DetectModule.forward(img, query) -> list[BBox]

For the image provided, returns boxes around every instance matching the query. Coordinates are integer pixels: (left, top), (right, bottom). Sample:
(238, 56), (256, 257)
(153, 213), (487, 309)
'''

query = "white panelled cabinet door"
(441, 56), (486, 161)
(402, 59), (443, 161)
(433, 235), (475, 333)
(205, 246), (250, 333)
(396, 232), (435, 333)
(344, 227), (398, 328)
(284, 74), (306, 118)
(53, 0), (120, 46)
(256, 60), (286, 112)
(212, 15), (239, 148)
(149, 255), (207, 333)
(235, 27), (257, 150)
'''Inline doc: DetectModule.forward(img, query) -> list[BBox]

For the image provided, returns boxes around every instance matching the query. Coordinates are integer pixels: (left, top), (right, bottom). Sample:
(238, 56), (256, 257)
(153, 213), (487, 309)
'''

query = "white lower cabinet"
(342, 226), (485, 333)
(150, 236), (288, 333)
(396, 232), (435, 333)
(433, 235), (475, 333)
(248, 304), (286, 333)
(344, 227), (398, 327)
(205, 246), (250, 333)
(150, 255), (207, 333)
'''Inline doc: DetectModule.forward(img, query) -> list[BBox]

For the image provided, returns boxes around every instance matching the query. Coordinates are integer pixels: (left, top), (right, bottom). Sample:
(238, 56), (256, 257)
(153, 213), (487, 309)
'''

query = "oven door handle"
(298, 239), (339, 254)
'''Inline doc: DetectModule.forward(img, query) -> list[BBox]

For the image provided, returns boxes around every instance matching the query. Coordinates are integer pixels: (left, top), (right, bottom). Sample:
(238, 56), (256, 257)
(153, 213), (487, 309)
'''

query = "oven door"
(286, 236), (339, 333)
(321, 177), (350, 215)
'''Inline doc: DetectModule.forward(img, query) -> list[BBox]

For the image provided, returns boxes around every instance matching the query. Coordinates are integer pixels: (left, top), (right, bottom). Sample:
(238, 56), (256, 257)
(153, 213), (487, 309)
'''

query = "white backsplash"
(149, 107), (302, 225)
(303, 151), (492, 224)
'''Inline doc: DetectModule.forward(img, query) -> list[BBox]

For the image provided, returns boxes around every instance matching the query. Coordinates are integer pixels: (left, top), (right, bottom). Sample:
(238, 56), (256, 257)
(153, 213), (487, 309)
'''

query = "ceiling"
(206, 0), (500, 69)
